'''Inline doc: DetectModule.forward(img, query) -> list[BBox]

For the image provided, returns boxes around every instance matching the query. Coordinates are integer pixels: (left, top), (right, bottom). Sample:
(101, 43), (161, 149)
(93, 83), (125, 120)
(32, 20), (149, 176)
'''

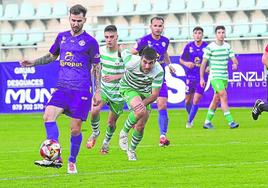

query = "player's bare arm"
(92, 63), (101, 106)
(262, 51), (268, 68)
(231, 57), (238, 71)
(164, 51), (176, 73)
(131, 48), (139, 55)
(200, 58), (208, 88)
(20, 53), (58, 67)
(102, 74), (124, 83)
(143, 88), (160, 106)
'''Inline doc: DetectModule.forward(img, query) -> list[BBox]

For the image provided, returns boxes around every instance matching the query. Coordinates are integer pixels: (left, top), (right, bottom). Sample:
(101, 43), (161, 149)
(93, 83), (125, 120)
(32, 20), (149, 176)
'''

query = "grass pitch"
(0, 108), (268, 188)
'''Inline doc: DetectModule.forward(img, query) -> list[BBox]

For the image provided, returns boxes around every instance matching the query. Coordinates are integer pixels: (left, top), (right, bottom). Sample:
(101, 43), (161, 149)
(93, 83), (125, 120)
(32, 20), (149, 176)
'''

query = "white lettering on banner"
(7, 79), (44, 88)
(229, 71), (266, 88)
(14, 67), (35, 80)
(229, 71), (264, 82)
(165, 64), (186, 104)
(5, 88), (53, 104)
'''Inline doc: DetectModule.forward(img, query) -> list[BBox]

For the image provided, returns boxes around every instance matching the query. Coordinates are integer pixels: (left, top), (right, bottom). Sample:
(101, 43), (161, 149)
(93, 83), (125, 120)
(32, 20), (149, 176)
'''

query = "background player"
(200, 25), (239, 129)
(131, 16), (175, 147)
(86, 25), (125, 154)
(118, 46), (164, 160)
(252, 44), (268, 120)
(20, 4), (101, 174)
(180, 26), (208, 128)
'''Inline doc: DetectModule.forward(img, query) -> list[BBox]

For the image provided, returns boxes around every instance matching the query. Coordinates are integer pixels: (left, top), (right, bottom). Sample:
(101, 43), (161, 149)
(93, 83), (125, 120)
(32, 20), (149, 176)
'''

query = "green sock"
(123, 111), (137, 133)
(91, 115), (100, 136)
(224, 111), (234, 124)
(205, 109), (215, 123)
(104, 125), (116, 144)
(130, 130), (143, 151)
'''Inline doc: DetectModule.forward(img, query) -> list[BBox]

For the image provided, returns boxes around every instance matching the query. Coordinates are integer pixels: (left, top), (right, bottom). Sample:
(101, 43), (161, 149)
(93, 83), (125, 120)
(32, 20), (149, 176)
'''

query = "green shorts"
(211, 79), (228, 93)
(101, 92), (124, 116)
(120, 89), (151, 111)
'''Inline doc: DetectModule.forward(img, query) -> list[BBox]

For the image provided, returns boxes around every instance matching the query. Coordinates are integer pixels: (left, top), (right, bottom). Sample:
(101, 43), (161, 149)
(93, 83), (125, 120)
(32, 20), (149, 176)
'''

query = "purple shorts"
(47, 88), (92, 121)
(185, 79), (205, 95)
(159, 79), (168, 98)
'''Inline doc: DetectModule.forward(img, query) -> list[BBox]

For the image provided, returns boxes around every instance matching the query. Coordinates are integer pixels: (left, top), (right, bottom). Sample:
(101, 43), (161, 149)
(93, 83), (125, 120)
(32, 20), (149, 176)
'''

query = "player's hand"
(232, 63), (238, 71)
(186, 62), (195, 69)
(102, 75), (118, 82)
(119, 44), (127, 52)
(200, 78), (206, 88)
(93, 90), (101, 106)
(168, 64), (176, 73)
(205, 66), (210, 74)
(20, 59), (35, 67)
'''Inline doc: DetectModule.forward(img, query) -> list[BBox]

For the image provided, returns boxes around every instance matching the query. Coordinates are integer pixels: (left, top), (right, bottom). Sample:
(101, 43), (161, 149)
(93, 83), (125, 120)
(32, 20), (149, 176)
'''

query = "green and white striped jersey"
(119, 49), (164, 94)
(100, 46), (125, 102)
(203, 41), (235, 81)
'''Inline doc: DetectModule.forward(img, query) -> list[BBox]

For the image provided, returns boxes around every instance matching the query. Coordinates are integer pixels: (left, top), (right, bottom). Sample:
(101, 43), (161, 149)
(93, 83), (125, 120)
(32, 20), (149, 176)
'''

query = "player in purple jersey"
(180, 26), (208, 128)
(131, 16), (175, 147)
(20, 4), (101, 174)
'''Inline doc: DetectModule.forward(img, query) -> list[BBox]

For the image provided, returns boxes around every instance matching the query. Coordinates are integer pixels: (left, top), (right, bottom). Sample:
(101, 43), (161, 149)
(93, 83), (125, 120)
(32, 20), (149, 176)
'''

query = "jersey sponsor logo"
(65, 52), (74, 61)
(79, 40), (85, 46)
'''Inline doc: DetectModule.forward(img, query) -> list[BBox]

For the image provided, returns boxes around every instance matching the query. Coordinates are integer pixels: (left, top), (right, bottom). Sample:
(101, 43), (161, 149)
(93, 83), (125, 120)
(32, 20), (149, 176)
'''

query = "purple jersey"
(180, 41), (208, 80)
(133, 34), (169, 63)
(49, 30), (100, 91)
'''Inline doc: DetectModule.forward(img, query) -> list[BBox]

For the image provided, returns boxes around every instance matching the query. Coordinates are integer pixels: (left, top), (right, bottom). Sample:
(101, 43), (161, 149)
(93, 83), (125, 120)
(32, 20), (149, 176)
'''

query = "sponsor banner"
(0, 62), (59, 113)
(0, 54), (265, 113)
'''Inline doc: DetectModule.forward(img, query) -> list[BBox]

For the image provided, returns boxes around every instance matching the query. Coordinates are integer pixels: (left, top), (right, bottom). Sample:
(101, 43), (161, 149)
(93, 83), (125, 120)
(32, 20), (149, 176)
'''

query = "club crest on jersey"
(79, 40), (85, 46)
(162, 42), (166, 47)
(189, 47), (193, 53)
(61, 36), (66, 44)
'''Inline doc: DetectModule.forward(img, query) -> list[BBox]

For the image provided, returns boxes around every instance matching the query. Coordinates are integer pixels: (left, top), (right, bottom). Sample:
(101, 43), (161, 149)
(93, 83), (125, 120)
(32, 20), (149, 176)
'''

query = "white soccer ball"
(40, 139), (61, 161)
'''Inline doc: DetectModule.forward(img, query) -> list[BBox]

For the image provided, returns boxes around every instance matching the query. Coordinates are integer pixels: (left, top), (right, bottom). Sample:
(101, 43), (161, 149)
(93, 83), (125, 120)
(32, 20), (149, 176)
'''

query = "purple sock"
(158, 109), (168, 136)
(68, 133), (82, 163)
(45, 122), (59, 141)
(188, 104), (199, 123)
(186, 103), (192, 114)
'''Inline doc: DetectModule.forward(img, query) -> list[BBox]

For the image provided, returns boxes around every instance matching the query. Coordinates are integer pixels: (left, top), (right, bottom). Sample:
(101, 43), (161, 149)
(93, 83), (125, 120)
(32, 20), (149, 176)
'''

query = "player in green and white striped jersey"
(86, 25), (125, 154)
(118, 46), (164, 160)
(200, 25), (239, 129)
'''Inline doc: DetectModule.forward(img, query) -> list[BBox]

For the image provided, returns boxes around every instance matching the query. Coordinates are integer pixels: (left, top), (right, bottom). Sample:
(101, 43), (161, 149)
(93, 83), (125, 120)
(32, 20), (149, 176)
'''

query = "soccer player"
(86, 25), (125, 154)
(20, 4), (101, 174)
(180, 26), (208, 128)
(118, 46), (164, 160)
(252, 44), (268, 120)
(131, 16), (175, 147)
(200, 25), (239, 129)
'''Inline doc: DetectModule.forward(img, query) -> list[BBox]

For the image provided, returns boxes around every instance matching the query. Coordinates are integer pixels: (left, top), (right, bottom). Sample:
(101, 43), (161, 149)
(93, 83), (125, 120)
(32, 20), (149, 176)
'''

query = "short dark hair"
(150, 16), (164, 24)
(104, 25), (117, 32)
(193, 26), (203, 33)
(141, 46), (157, 61)
(69, 4), (87, 17)
(215, 25), (225, 33)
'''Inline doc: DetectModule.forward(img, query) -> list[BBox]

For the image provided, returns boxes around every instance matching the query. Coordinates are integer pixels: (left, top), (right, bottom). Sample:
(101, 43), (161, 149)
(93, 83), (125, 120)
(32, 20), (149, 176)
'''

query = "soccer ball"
(39, 139), (61, 161)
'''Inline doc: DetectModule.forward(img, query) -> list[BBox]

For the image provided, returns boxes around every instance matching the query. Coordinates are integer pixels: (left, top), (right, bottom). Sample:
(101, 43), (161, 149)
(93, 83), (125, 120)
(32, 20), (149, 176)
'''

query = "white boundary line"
(1, 160), (268, 181)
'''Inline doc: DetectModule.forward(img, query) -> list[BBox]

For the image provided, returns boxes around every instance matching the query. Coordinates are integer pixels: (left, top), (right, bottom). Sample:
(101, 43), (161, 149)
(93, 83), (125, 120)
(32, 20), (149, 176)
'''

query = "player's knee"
(157, 103), (167, 110)
(135, 124), (144, 133)
(107, 119), (116, 127)
(43, 112), (54, 122)
(71, 127), (81, 136)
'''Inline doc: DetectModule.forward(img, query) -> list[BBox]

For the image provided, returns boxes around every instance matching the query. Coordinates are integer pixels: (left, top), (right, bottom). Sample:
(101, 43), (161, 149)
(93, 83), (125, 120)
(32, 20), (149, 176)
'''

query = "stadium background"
(0, 0), (268, 113)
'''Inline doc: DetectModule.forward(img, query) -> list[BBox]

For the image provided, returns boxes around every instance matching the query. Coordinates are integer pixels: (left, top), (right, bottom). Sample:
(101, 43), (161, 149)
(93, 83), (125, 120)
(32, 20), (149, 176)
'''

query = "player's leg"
(86, 101), (105, 149)
(100, 101), (123, 154)
(157, 81), (170, 146)
(68, 118), (83, 174)
(203, 93), (220, 129)
(67, 90), (92, 174)
(34, 89), (64, 168)
(252, 99), (268, 120)
(185, 79), (194, 114)
(187, 92), (202, 128)
(127, 109), (149, 161)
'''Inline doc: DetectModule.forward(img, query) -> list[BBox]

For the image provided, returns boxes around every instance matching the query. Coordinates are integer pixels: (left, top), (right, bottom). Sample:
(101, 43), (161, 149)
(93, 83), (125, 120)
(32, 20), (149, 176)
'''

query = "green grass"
(1, 108), (268, 188)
